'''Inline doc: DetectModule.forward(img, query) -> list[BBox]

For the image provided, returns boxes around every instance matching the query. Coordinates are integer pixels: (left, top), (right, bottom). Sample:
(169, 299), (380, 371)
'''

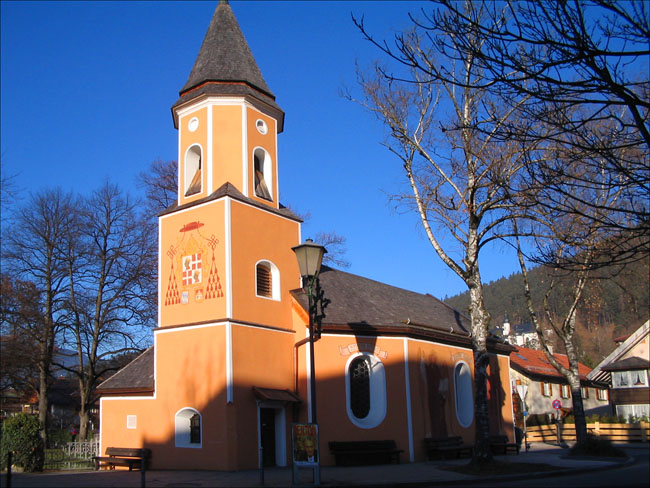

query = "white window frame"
(345, 353), (387, 429)
(253, 147), (273, 200)
(175, 407), (202, 449)
(184, 144), (203, 196)
(561, 384), (570, 399)
(254, 260), (280, 301)
(612, 370), (648, 389)
(454, 361), (474, 428)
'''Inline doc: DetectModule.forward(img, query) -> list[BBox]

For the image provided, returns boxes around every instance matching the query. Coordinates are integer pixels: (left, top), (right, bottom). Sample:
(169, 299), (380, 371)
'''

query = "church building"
(97, 1), (515, 470)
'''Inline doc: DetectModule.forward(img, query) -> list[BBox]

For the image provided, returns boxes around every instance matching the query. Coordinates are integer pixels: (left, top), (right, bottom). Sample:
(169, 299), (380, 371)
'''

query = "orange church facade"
(97, 1), (515, 470)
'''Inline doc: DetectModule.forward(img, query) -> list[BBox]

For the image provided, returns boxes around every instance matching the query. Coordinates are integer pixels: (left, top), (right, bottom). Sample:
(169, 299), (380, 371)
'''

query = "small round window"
(256, 119), (268, 135)
(188, 117), (199, 132)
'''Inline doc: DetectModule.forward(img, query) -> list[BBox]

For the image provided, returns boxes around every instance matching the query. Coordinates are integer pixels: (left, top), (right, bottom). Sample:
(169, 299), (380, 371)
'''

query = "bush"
(0, 413), (45, 472)
(47, 428), (72, 447)
(569, 434), (627, 458)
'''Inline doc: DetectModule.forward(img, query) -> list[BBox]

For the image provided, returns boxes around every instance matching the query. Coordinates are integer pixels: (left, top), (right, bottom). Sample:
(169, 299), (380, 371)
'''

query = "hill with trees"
(443, 259), (649, 367)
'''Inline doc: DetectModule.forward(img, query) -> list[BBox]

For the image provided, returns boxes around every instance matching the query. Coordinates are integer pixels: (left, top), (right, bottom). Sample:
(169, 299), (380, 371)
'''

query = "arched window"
(253, 147), (272, 200)
(454, 362), (474, 428)
(255, 260), (280, 300)
(345, 353), (386, 429)
(184, 145), (202, 197)
(175, 408), (202, 448)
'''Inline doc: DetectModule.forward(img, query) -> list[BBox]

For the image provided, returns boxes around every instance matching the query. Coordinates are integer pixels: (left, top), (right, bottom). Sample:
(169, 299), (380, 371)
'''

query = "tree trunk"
(78, 379), (91, 440)
(468, 272), (493, 462)
(565, 340), (588, 444)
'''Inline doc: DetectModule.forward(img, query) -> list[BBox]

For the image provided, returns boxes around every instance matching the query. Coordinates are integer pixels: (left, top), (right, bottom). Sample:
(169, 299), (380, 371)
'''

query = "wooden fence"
(525, 422), (649, 443)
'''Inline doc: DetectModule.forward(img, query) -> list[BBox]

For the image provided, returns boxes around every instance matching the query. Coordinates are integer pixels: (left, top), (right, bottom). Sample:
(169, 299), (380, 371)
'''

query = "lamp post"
(291, 238), (330, 425)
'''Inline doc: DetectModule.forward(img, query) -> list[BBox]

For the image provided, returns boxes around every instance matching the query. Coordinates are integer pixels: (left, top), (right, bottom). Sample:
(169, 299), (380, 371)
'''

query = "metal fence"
(45, 439), (100, 470)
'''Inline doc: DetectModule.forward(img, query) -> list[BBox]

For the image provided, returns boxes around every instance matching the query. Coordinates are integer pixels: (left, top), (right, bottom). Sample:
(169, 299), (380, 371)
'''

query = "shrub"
(0, 413), (45, 472)
(569, 434), (627, 458)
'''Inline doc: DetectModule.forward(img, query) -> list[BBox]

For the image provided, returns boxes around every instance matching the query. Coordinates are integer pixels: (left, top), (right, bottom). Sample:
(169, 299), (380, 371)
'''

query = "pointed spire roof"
(172, 1), (284, 130)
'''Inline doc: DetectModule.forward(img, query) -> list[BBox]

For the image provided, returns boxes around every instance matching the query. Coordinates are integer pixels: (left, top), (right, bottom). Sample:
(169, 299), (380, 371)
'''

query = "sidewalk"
(1, 443), (641, 488)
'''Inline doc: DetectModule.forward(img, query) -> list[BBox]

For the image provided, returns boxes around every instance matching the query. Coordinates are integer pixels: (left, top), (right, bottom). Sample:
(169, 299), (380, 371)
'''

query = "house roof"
(510, 346), (593, 383)
(600, 356), (650, 372)
(172, 0), (284, 130)
(588, 319), (650, 383)
(96, 348), (154, 394)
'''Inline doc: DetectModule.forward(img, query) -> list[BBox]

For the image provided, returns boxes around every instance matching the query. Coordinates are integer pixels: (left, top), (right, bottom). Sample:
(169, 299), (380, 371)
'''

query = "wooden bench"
(424, 436), (473, 460)
(93, 447), (151, 471)
(329, 440), (403, 466)
(489, 434), (520, 455)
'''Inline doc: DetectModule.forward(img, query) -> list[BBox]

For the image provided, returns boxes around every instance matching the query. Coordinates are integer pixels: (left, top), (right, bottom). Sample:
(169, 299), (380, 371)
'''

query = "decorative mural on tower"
(164, 221), (224, 306)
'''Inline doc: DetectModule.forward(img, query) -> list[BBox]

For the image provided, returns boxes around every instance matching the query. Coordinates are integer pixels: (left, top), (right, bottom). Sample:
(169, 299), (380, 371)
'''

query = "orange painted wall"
(100, 324), (233, 470)
(313, 335), (410, 464)
(178, 107), (209, 206)
(159, 200), (227, 328)
(211, 104), (244, 192)
(230, 324), (296, 468)
(229, 200), (300, 328)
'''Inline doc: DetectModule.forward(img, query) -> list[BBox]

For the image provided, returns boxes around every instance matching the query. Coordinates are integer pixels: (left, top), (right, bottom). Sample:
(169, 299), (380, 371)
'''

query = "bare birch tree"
(350, 3), (530, 461)
(420, 0), (650, 266)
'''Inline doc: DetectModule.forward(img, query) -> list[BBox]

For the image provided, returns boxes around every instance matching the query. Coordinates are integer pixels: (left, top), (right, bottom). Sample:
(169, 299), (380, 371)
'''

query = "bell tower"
(171, 0), (285, 209)
(158, 0), (300, 331)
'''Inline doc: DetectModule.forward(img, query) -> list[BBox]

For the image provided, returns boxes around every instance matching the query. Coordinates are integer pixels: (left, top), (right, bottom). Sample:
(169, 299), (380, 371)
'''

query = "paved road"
(450, 448), (650, 488)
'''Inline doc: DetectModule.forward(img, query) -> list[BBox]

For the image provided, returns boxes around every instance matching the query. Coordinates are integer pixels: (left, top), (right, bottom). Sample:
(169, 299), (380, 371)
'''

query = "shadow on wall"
(107, 336), (512, 470)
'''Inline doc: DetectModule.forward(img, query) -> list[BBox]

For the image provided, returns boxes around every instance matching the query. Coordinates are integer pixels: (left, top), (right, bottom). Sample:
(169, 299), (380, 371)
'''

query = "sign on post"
(292, 423), (320, 486)
(552, 399), (562, 410)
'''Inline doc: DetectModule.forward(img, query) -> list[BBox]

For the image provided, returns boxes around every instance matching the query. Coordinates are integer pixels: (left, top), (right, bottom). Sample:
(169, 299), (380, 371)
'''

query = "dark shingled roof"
(601, 356), (650, 372)
(159, 182), (301, 222)
(172, 0), (284, 130)
(96, 348), (154, 393)
(292, 266), (474, 342)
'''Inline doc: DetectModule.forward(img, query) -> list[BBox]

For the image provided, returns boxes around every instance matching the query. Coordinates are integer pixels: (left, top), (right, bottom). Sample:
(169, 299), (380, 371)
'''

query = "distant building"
(494, 318), (543, 349)
(588, 320), (650, 420)
(510, 346), (610, 421)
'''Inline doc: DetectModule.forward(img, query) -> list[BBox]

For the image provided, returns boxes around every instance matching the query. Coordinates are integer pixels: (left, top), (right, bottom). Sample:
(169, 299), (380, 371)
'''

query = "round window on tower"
(256, 119), (268, 135)
(188, 117), (199, 132)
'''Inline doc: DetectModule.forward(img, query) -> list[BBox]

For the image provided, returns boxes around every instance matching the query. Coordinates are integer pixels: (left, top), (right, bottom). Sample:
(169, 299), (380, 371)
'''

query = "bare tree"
(2, 189), (75, 447)
(351, 3), (530, 461)
(411, 0), (650, 266)
(0, 276), (41, 400)
(511, 123), (637, 445)
(60, 182), (157, 439)
(136, 159), (178, 221)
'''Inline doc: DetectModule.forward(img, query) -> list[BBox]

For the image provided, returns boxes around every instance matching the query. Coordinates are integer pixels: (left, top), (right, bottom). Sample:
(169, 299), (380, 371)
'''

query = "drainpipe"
(293, 337), (310, 421)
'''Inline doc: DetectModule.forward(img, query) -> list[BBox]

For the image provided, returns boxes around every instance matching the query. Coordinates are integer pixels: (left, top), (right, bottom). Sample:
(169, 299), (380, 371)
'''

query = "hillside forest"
(443, 259), (649, 368)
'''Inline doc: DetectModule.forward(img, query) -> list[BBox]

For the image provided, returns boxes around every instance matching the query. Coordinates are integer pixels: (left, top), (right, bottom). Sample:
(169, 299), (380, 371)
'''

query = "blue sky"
(1, 0), (520, 300)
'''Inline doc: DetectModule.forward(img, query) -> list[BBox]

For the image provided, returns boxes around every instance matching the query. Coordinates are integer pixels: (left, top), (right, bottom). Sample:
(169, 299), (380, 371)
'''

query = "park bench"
(329, 440), (403, 466)
(423, 436), (473, 460)
(93, 447), (151, 471)
(489, 434), (520, 455)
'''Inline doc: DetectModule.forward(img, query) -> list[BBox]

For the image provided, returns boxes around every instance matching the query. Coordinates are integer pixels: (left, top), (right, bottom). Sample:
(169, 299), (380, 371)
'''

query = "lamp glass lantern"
(292, 238), (327, 282)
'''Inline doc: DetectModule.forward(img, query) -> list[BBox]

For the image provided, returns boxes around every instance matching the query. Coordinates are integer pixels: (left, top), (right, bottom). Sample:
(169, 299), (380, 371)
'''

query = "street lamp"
(291, 238), (330, 424)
